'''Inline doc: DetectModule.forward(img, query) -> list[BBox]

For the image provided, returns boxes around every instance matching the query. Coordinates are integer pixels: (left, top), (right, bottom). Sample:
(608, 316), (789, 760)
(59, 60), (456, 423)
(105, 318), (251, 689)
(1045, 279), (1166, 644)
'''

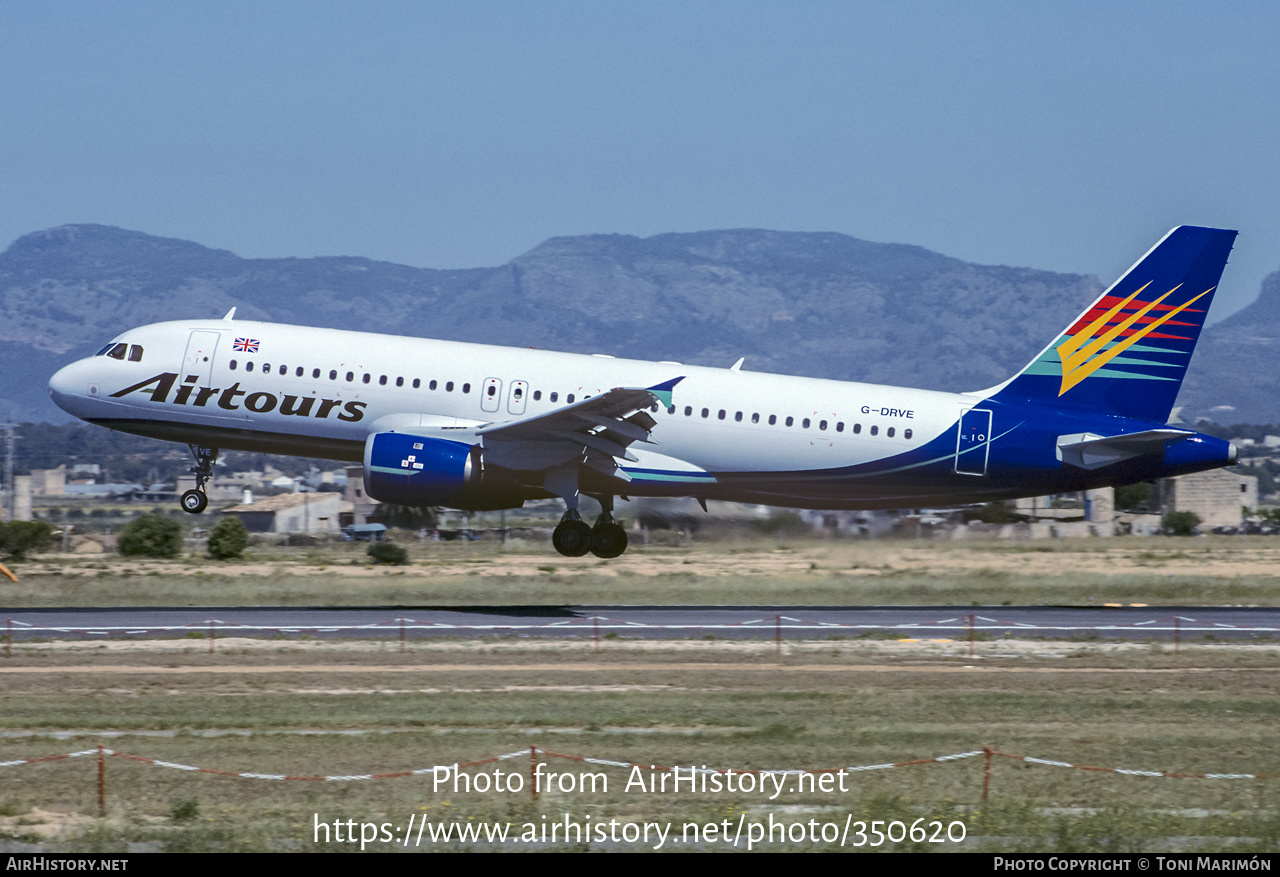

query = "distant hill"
(0, 223), (1271, 424)
(1175, 267), (1280, 425)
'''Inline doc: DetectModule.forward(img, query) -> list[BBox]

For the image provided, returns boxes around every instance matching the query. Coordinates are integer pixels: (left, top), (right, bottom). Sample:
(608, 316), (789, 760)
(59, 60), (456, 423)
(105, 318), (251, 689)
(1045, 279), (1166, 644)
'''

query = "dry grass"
(7, 534), (1280, 607)
(3, 537), (1280, 851)
(2, 637), (1280, 851)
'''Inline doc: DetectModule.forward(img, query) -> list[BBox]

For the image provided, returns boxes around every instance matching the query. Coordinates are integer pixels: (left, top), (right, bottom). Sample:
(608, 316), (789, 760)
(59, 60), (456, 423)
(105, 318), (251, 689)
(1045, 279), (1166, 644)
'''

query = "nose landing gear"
(180, 444), (218, 514)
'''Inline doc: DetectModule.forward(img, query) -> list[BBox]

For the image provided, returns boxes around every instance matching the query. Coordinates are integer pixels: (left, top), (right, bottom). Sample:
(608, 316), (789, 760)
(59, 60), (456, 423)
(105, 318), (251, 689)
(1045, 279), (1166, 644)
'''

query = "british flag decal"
(232, 338), (259, 353)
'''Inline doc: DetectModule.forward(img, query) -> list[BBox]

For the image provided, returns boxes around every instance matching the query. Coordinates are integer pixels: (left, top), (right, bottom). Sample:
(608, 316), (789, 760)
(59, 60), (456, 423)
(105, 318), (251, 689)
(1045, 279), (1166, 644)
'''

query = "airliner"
(48, 226), (1239, 558)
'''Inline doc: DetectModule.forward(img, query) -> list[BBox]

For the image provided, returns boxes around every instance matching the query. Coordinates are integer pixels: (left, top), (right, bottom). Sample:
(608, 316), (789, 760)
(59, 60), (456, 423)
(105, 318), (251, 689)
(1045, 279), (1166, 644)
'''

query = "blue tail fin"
(988, 225), (1237, 422)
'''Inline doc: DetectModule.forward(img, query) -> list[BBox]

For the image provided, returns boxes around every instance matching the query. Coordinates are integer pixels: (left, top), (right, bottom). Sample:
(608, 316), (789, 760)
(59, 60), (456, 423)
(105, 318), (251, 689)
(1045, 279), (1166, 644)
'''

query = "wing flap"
(476, 378), (683, 483)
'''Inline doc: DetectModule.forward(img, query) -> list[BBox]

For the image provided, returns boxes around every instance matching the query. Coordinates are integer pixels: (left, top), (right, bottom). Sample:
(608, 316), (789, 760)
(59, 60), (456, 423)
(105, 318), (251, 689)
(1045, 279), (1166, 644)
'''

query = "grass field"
(2, 536), (1280, 852)
(7, 533), (1280, 607)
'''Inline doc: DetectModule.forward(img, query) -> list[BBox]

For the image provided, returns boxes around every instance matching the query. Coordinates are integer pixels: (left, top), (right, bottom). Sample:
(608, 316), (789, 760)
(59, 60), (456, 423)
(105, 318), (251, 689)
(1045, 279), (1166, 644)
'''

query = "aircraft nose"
(48, 359), (97, 417)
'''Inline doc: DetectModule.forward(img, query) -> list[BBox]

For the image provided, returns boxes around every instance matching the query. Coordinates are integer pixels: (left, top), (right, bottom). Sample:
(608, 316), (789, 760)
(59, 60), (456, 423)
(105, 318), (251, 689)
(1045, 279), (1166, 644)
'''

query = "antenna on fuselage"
(222, 307), (236, 321)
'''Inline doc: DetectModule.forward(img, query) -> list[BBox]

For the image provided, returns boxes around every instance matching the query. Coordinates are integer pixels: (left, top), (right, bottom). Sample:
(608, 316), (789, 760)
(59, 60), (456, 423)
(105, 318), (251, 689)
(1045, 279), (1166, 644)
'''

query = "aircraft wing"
(475, 377), (684, 482)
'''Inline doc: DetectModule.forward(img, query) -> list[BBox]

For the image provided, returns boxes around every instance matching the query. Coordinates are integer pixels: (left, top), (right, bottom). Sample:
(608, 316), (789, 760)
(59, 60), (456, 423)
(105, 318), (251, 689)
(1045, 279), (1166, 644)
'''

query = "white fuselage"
(49, 317), (968, 479)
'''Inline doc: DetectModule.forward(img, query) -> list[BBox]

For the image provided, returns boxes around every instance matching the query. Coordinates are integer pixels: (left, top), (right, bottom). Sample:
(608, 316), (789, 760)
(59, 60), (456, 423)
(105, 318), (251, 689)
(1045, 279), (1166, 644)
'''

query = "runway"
(3, 605), (1279, 642)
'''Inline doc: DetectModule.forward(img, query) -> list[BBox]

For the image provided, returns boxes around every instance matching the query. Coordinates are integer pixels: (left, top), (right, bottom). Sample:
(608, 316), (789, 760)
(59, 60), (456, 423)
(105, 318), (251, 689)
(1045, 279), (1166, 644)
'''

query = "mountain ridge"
(2, 224), (1272, 424)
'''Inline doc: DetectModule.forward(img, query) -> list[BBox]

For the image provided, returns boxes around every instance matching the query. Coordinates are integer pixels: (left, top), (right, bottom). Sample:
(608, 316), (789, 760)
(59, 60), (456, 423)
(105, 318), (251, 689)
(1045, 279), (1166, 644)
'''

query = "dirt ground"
(15, 539), (1280, 580)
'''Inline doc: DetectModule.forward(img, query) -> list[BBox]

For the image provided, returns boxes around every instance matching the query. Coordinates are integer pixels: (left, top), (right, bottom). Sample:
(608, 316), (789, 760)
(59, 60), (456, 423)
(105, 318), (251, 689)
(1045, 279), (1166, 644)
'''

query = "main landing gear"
(546, 466), (629, 558)
(180, 444), (218, 514)
(551, 506), (629, 559)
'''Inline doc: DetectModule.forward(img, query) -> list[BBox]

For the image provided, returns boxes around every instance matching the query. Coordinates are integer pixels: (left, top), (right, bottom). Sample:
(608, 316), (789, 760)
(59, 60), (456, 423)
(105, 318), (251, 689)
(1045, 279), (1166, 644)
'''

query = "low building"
(1157, 468), (1258, 529)
(342, 465), (378, 527)
(28, 466), (67, 496)
(220, 492), (345, 534)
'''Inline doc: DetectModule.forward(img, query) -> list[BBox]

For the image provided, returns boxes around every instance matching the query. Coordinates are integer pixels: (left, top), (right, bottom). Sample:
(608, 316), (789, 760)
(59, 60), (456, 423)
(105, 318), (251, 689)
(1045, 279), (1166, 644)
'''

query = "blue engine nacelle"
(363, 431), (486, 509)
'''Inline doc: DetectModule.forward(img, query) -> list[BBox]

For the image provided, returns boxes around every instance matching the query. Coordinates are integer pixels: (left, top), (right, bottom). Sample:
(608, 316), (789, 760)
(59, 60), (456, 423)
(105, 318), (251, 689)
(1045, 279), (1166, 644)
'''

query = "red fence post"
(97, 745), (106, 817)
(982, 745), (992, 802)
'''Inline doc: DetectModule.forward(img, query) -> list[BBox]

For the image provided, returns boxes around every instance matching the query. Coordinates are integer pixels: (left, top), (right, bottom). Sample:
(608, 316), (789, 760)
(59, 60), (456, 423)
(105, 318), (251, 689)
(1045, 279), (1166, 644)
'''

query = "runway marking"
(0, 663), (1256, 675)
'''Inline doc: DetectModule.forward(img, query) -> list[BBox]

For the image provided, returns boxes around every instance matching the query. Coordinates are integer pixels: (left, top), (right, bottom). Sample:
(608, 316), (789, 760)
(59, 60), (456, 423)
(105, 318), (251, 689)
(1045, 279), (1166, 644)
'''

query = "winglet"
(222, 307), (237, 321)
(646, 376), (685, 408)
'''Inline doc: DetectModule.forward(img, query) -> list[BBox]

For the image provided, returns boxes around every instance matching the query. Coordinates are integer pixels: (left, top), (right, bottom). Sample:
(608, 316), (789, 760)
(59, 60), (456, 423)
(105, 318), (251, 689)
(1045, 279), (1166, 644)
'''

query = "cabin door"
(182, 331), (220, 384)
(954, 408), (992, 476)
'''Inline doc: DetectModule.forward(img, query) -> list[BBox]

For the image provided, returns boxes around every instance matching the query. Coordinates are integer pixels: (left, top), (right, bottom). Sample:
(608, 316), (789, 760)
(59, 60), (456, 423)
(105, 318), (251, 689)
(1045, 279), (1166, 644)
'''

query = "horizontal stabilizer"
(1057, 428), (1193, 470)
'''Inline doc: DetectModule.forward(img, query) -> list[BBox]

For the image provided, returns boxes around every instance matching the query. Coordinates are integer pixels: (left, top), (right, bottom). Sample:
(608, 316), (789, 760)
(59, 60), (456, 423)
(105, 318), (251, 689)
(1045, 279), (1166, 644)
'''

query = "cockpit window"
(95, 344), (115, 356)
(105, 343), (127, 360)
(128, 345), (143, 362)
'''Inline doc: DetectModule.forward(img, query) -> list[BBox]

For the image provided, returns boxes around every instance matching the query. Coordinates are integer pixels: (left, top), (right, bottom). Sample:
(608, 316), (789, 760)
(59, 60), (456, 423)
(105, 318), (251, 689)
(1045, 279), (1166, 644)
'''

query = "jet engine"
(362, 431), (524, 511)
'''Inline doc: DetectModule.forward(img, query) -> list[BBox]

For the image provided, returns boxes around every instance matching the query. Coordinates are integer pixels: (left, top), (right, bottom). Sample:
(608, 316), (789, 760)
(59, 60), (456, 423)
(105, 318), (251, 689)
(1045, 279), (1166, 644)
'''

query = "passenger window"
(280, 365), (287, 376)
(515, 388), (523, 399)
(853, 423), (862, 434)
(230, 360), (238, 370)
(346, 371), (354, 382)
(567, 394), (575, 403)
(462, 383), (471, 393)
(295, 367), (303, 377)
(887, 427), (895, 438)
(246, 362), (255, 372)
(533, 390), (541, 400)
(379, 375), (386, 385)
(428, 380), (436, 390)
(550, 392), (558, 402)
(262, 363), (270, 373)
(311, 368), (319, 378)
(819, 420), (827, 430)
(106, 343), (127, 360)
(667, 405), (674, 414)
(487, 385), (496, 397)
(718, 410), (726, 420)
(684, 406), (693, 416)
(871, 425), (879, 436)
(836, 422), (844, 432)
(396, 377), (404, 387)
(905, 429), (913, 440)
(768, 415), (776, 425)
(128, 345), (143, 362)
(802, 418), (811, 429)
(734, 412), (743, 422)
(362, 373), (371, 384)
(446, 381), (454, 392)
(414, 379), (422, 389)
(751, 413), (759, 424)
(329, 370), (337, 380)
(785, 416), (794, 427)
(701, 408), (709, 418)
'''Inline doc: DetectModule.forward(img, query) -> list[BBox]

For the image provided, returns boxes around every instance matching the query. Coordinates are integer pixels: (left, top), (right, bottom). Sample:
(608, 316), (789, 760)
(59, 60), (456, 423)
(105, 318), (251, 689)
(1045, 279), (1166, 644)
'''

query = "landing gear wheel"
(180, 489), (208, 514)
(552, 520), (593, 557)
(590, 523), (628, 559)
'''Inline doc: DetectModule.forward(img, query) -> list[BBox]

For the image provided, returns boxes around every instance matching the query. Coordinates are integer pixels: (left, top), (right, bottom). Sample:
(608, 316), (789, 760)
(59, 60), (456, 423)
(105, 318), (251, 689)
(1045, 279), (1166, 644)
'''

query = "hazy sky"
(3, 2), (1278, 320)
